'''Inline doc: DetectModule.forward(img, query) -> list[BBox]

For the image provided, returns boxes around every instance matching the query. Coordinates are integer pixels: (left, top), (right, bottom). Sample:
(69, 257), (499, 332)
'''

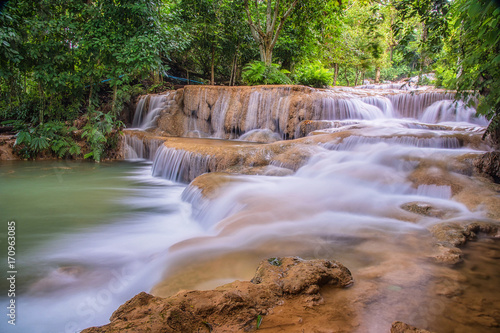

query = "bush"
(241, 61), (292, 85)
(12, 121), (81, 159)
(82, 111), (123, 162)
(295, 63), (333, 88)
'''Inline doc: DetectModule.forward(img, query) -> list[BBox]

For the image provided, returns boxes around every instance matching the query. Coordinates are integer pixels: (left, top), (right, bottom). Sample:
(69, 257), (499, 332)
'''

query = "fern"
(242, 61), (292, 85)
(30, 136), (50, 152)
(296, 63), (333, 88)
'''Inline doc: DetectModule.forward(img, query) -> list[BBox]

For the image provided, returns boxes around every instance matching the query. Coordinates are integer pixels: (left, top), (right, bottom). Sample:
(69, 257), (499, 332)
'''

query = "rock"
(0, 135), (17, 160)
(251, 257), (354, 294)
(239, 129), (282, 143)
(81, 257), (353, 333)
(428, 221), (500, 264)
(429, 221), (500, 248)
(400, 201), (455, 219)
(390, 321), (434, 333)
(474, 152), (500, 183)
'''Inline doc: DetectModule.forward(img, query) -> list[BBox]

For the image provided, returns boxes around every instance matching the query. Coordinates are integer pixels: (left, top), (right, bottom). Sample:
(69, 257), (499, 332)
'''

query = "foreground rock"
(475, 151), (500, 183)
(429, 221), (500, 264)
(391, 321), (435, 333)
(82, 257), (353, 333)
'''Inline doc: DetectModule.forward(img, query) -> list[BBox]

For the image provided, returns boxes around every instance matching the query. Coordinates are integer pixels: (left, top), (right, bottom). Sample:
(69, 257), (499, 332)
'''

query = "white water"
(131, 94), (168, 129)
(181, 87), (487, 139)
(4, 86), (494, 333)
(0, 163), (206, 333)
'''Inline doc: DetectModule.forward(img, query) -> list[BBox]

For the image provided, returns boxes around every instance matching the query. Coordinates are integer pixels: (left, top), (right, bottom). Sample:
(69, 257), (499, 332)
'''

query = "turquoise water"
(0, 160), (203, 333)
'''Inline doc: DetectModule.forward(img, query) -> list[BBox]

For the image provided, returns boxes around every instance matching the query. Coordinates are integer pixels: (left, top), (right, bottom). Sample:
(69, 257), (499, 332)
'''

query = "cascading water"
(131, 94), (169, 129)
(9, 86), (498, 333)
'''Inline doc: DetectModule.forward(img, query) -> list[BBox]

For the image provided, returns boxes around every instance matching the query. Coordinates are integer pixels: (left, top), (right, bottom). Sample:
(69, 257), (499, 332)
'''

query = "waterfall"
(175, 87), (483, 140)
(122, 135), (163, 160)
(152, 145), (212, 182)
(421, 100), (488, 125)
(388, 92), (456, 119)
(131, 94), (169, 129)
(322, 135), (462, 151)
(131, 97), (147, 127)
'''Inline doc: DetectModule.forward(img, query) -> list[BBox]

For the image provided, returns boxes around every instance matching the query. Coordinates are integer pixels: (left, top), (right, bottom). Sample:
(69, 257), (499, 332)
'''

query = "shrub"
(241, 61), (292, 85)
(12, 121), (81, 159)
(295, 63), (333, 88)
(82, 111), (123, 162)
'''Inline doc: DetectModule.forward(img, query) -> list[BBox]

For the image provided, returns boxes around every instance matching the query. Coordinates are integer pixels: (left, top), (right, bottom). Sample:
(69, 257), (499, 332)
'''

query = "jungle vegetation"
(1, 0), (499, 160)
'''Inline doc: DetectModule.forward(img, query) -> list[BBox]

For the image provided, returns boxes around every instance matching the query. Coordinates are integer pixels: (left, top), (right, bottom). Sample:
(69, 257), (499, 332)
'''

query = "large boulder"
(82, 257), (353, 333)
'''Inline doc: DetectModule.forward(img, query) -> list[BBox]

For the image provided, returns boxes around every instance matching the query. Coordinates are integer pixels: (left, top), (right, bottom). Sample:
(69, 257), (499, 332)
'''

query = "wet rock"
(432, 244), (463, 265)
(0, 136), (16, 160)
(239, 129), (282, 143)
(390, 321), (434, 333)
(400, 201), (454, 219)
(474, 151), (500, 183)
(429, 221), (500, 264)
(251, 257), (354, 294)
(81, 257), (353, 333)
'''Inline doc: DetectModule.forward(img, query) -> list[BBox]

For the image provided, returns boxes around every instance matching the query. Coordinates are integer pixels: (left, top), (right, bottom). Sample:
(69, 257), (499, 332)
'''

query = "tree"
(444, 0), (500, 142)
(243, 0), (343, 66)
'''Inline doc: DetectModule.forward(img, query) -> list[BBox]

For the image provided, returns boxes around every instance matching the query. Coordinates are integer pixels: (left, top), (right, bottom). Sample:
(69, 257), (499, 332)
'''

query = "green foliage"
(256, 314), (263, 329)
(296, 63), (333, 88)
(267, 257), (282, 266)
(0, 0), (166, 123)
(241, 61), (291, 86)
(13, 121), (80, 159)
(82, 111), (123, 162)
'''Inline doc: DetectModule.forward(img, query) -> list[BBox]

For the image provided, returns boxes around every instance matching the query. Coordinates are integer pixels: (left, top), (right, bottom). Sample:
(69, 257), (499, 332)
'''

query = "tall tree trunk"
(375, 67), (381, 83)
(187, 70), (190, 85)
(229, 47), (239, 86)
(244, 0), (298, 67)
(111, 84), (118, 115)
(334, 63), (339, 86)
(211, 45), (215, 85)
(38, 83), (44, 125)
(88, 78), (93, 110)
(354, 70), (360, 86)
(262, 43), (273, 66)
(344, 68), (350, 86)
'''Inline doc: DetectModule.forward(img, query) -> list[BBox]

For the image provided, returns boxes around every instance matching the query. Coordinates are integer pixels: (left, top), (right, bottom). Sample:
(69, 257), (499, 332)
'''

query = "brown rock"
(474, 151), (500, 183)
(390, 321), (434, 333)
(81, 257), (353, 333)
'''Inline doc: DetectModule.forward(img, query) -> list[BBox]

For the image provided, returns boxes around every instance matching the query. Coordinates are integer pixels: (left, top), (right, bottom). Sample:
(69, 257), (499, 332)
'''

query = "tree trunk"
(187, 70), (190, 85)
(229, 47), (239, 86)
(111, 84), (118, 115)
(244, 0), (298, 67)
(88, 85), (93, 110)
(354, 70), (360, 86)
(375, 67), (381, 83)
(262, 44), (273, 66)
(38, 83), (44, 125)
(344, 68), (350, 86)
(153, 70), (159, 85)
(211, 45), (215, 85)
(333, 63), (339, 86)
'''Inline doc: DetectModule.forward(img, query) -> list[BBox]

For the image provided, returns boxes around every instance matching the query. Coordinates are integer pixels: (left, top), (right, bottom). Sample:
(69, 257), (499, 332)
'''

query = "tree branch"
(270, 0), (280, 36)
(271, 0), (298, 49)
(266, 0), (272, 34)
(244, 0), (265, 40)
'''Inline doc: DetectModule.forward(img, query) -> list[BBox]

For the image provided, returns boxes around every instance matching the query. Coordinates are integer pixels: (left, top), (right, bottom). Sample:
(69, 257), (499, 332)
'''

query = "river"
(1, 86), (499, 332)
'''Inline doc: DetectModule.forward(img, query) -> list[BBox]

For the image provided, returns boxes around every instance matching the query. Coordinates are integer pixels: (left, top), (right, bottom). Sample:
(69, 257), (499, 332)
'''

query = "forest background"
(0, 0), (499, 160)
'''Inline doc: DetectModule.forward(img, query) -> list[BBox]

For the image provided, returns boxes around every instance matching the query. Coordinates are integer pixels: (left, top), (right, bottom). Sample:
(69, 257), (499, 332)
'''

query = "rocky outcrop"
(0, 135), (16, 160)
(429, 221), (500, 264)
(146, 85), (460, 140)
(81, 257), (353, 333)
(390, 321), (434, 333)
(474, 151), (500, 183)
